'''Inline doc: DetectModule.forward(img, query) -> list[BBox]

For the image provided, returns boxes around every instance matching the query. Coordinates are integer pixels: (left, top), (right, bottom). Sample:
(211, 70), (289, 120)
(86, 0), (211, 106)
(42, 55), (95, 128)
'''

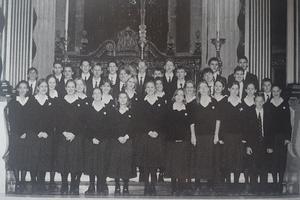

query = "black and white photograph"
(0, 0), (299, 199)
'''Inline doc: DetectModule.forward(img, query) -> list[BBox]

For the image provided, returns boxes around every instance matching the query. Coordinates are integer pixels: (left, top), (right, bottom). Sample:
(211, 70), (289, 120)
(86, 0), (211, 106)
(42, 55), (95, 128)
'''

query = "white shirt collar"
(64, 94), (79, 103)
(81, 73), (91, 80)
(173, 102), (186, 111)
(16, 96), (29, 106)
(138, 73), (146, 79)
(109, 73), (117, 79)
(165, 72), (174, 79)
(55, 74), (62, 81)
(255, 108), (263, 116)
(101, 94), (113, 104)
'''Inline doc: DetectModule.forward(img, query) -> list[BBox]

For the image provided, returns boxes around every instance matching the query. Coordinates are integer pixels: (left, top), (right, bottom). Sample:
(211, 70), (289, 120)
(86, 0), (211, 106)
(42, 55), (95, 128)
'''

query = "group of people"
(7, 56), (292, 196)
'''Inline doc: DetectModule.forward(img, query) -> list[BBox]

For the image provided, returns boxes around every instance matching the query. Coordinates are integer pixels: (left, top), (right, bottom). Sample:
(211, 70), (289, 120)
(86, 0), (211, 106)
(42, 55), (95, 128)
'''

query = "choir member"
(244, 94), (271, 193)
(228, 56), (259, 90)
(163, 59), (177, 100)
(176, 66), (187, 89)
(30, 79), (55, 193)
(261, 78), (273, 104)
(75, 78), (89, 103)
(153, 67), (164, 79)
(62, 66), (74, 98)
(7, 81), (32, 193)
(233, 66), (246, 101)
(165, 89), (191, 195)
(86, 63), (104, 97)
(125, 76), (140, 109)
(208, 57), (227, 87)
(101, 80), (115, 109)
(185, 80), (196, 110)
(213, 79), (227, 102)
(80, 59), (92, 83)
(107, 61), (119, 87)
(190, 81), (220, 192)
(52, 61), (65, 97)
(113, 67), (131, 98)
(267, 85), (292, 193)
(83, 88), (110, 195)
(56, 80), (84, 195)
(202, 68), (215, 96)
(27, 67), (38, 96)
(136, 60), (152, 97)
(242, 83), (257, 111)
(138, 81), (165, 195)
(108, 92), (136, 195)
(220, 81), (246, 185)
(155, 78), (168, 105)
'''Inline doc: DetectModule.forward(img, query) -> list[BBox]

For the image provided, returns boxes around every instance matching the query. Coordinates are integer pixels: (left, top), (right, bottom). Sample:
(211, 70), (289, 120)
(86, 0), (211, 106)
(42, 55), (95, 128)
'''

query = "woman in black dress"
(165, 89), (191, 195)
(242, 82), (257, 111)
(190, 81), (220, 192)
(220, 81), (246, 185)
(108, 92), (136, 195)
(267, 85), (292, 192)
(29, 79), (55, 193)
(56, 80), (84, 195)
(7, 81), (32, 193)
(138, 80), (165, 195)
(125, 76), (140, 110)
(101, 80), (115, 109)
(84, 88), (110, 195)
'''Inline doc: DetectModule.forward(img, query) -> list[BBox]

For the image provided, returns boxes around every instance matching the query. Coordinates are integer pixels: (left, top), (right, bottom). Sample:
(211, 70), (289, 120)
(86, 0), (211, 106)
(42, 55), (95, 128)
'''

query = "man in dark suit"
(228, 56), (259, 90)
(112, 67), (131, 98)
(52, 61), (65, 97)
(27, 67), (38, 96)
(86, 63), (104, 97)
(208, 57), (227, 87)
(80, 59), (92, 83)
(136, 60), (152, 97)
(175, 66), (187, 89)
(162, 59), (177, 100)
(232, 66), (247, 100)
(261, 78), (273, 104)
(244, 94), (271, 193)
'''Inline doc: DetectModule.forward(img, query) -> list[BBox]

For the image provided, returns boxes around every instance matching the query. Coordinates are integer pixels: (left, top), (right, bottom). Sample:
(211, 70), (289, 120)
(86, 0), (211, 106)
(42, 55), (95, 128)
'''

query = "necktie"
(267, 94), (270, 101)
(180, 83), (183, 88)
(30, 84), (33, 94)
(139, 77), (143, 86)
(95, 81), (98, 88)
(258, 112), (263, 140)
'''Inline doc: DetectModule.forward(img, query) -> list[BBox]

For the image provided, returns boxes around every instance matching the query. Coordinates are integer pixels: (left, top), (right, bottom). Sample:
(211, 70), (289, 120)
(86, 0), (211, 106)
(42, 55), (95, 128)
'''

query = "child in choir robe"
(56, 80), (84, 195)
(267, 85), (292, 193)
(101, 80), (115, 109)
(163, 59), (177, 100)
(7, 81), (32, 193)
(30, 79), (55, 193)
(27, 67), (38, 96)
(138, 81), (165, 195)
(175, 66), (187, 89)
(190, 81), (220, 192)
(83, 88), (110, 195)
(108, 92), (136, 195)
(46, 75), (60, 191)
(220, 81), (246, 185)
(202, 68), (215, 96)
(52, 61), (65, 97)
(244, 94), (271, 193)
(86, 63), (104, 98)
(80, 59), (92, 83)
(153, 67), (164, 79)
(261, 78), (273, 104)
(165, 89), (191, 195)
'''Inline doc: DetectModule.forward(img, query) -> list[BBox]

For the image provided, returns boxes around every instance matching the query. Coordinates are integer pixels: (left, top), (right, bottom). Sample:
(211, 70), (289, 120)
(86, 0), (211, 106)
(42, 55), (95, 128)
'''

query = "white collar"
(228, 96), (241, 106)
(34, 95), (48, 105)
(144, 94), (158, 105)
(244, 96), (254, 106)
(93, 77), (101, 82)
(165, 72), (174, 78)
(77, 93), (87, 99)
(156, 91), (165, 98)
(214, 94), (225, 102)
(270, 97), (284, 107)
(109, 73), (117, 78)
(101, 95), (113, 104)
(92, 101), (105, 112)
(55, 74), (62, 80)
(255, 108), (263, 114)
(186, 95), (196, 103)
(64, 94), (79, 103)
(28, 80), (36, 84)
(138, 73), (146, 78)
(126, 90), (136, 99)
(173, 102), (186, 111)
(81, 73), (90, 79)
(119, 106), (129, 114)
(49, 90), (58, 98)
(200, 96), (212, 107)
(16, 96), (29, 106)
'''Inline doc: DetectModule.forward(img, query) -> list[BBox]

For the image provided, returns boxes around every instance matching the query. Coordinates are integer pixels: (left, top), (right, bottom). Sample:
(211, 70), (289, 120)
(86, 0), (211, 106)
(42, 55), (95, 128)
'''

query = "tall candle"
(65, 0), (69, 49)
(216, 0), (220, 39)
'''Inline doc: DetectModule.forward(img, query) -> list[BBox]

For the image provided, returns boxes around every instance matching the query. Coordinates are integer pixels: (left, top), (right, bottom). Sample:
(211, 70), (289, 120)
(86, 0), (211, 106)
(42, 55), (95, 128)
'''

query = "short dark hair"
(262, 78), (272, 84)
(228, 80), (240, 88)
(238, 56), (248, 62)
(202, 67), (214, 75)
(176, 66), (186, 72)
(80, 59), (90, 65)
(15, 80), (29, 97)
(208, 57), (219, 65)
(27, 67), (38, 75)
(234, 66), (244, 74)
(255, 92), (265, 101)
(154, 67), (163, 73)
(53, 61), (62, 67)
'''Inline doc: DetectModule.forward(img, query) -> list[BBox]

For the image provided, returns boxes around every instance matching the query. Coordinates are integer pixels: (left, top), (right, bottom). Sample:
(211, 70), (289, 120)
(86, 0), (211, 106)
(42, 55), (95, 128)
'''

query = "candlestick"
(216, 0), (220, 39)
(65, 0), (69, 51)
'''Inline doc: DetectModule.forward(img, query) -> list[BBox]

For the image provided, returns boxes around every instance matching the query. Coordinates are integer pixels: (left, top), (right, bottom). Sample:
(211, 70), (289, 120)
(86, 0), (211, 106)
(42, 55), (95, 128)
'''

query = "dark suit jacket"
(228, 71), (259, 90)
(86, 76), (104, 98)
(136, 75), (153, 98)
(163, 75), (177, 100)
(55, 75), (65, 98)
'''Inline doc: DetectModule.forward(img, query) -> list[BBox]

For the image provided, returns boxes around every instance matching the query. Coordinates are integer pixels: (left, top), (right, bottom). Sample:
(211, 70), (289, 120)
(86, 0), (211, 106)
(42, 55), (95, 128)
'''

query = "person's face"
(18, 83), (29, 97)
(75, 80), (85, 93)
(92, 88), (102, 101)
(155, 80), (164, 92)
(153, 70), (163, 78)
(246, 84), (256, 96)
(63, 67), (73, 79)
(119, 93), (128, 106)
(262, 81), (272, 93)
(185, 82), (195, 96)
(234, 70), (244, 82)
(126, 78), (136, 90)
(108, 62), (118, 74)
(176, 69), (186, 80)
(66, 82), (76, 95)
(209, 60), (219, 73)
(164, 61), (175, 73)
(255, 96), (265, 109)
(199, 82), (210, 96)
(145, 82), (156, 95)
(203, 72), (214, 83)
(272, 86), (281, 98)
(229, 84), (239, 97)
(119, 70), (129, 83)
(138, 61), (147, 73)
(214, 81), (224, 95)
(93, 65), (102, 78)
(53, 64), (63, 75)
(48, 77), (57, 91)
(175, 90), (185, 103)
(238, 58), (248, 71)
(80, 61), (91, 73)
(101, 82), (111, 95)
(28, 70), (38, 81)
(38, 82), (48, 95)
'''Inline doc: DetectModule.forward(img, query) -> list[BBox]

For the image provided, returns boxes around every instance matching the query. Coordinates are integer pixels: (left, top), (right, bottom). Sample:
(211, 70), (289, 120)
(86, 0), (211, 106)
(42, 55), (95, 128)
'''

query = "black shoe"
(123, 186), (129, 195)
(85, 183), (95, 195)
(14, 183), (21, 194)
(114, 184), (121, 195)
(60, 183), (68, 195)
